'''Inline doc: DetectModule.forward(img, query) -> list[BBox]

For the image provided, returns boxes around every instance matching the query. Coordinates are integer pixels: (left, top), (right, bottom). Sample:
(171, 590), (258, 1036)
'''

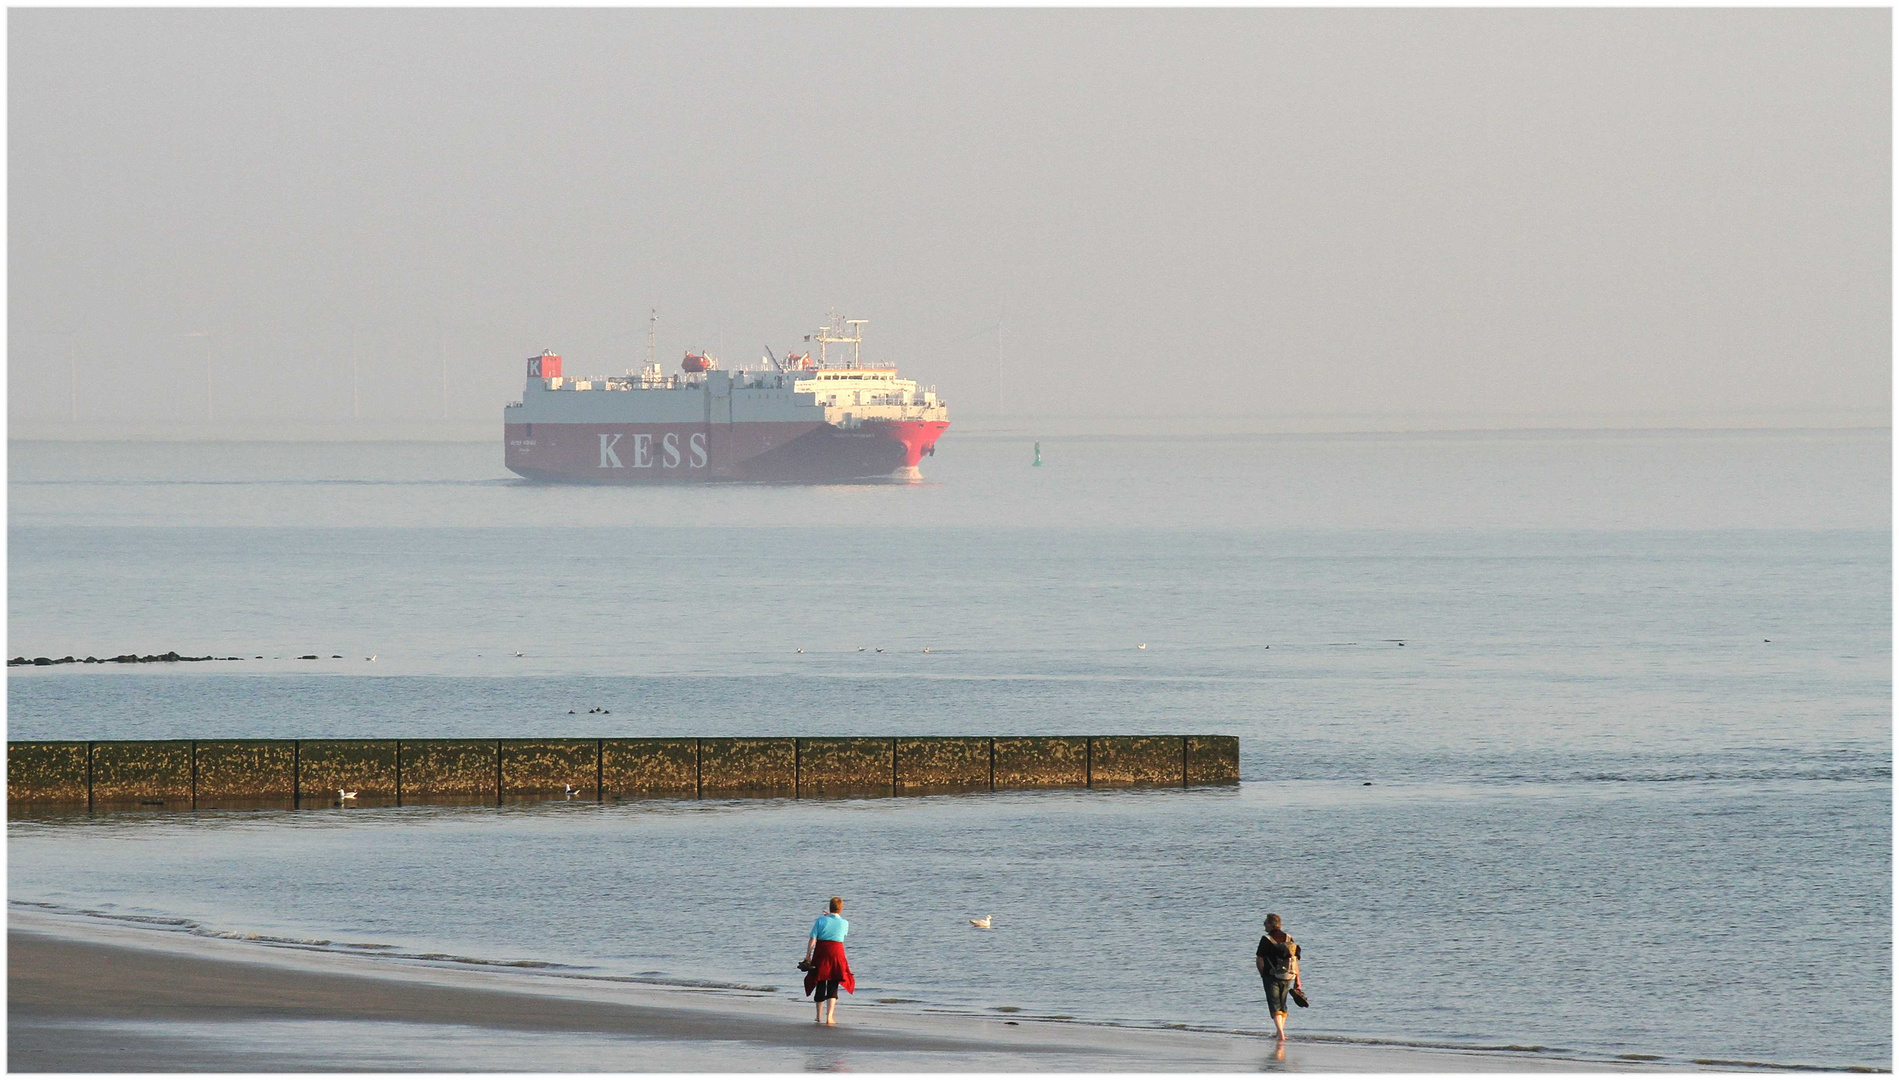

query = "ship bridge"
(793, 367), (945, 429)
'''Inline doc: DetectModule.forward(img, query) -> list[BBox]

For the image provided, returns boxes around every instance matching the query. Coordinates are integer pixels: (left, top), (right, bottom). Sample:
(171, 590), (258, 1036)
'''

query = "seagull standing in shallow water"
(969, 915), (993, 929)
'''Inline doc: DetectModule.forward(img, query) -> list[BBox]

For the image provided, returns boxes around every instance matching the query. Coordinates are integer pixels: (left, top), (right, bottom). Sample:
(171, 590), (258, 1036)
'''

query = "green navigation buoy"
(1032, 441), (1043, 467)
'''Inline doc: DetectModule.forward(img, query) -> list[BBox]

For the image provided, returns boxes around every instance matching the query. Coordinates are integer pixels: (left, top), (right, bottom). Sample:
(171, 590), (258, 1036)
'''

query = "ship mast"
(812, 314), (867, 369)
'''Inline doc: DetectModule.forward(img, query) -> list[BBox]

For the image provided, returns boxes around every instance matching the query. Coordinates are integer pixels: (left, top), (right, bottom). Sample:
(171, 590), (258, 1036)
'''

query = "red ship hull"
(504, 420), (948, 483)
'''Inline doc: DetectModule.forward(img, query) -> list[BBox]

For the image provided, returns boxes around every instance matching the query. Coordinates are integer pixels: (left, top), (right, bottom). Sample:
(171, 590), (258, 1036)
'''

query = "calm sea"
(7, 428), (1891, 1069)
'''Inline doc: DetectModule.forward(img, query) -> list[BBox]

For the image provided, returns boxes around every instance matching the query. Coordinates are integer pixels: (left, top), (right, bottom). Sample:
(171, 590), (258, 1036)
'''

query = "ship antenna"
(647, 308), (657, 369)
(813, 313), (868, 369)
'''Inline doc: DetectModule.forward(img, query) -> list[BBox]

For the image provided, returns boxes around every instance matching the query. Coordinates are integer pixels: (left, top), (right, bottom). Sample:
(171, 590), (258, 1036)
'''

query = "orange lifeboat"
(681, 351), (717, 373)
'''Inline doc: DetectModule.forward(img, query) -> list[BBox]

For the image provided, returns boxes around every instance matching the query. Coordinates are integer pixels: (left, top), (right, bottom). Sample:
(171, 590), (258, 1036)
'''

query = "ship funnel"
(527, 350), (562, 379)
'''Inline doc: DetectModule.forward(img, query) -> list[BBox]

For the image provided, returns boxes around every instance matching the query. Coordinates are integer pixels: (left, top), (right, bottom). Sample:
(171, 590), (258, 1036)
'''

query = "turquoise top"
(810, 914), (849, 941)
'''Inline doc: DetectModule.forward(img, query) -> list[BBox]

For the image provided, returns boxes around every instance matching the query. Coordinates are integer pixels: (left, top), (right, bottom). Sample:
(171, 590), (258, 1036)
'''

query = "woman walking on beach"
(802, 896), (855, 1025)
(1255, 913), (1304, 1041)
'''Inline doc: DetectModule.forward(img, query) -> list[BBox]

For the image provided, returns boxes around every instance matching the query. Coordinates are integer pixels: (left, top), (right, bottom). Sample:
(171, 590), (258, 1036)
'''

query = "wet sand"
(9, 913), (1618, 1072)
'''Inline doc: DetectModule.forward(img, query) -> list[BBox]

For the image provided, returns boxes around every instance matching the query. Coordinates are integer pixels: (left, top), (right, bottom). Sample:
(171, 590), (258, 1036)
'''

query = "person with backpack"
(1255, 913), (1305, 1040)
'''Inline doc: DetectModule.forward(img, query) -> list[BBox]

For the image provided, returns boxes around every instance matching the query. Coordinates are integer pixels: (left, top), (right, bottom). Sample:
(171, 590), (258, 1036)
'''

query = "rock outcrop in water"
(9, 652), (245, 666)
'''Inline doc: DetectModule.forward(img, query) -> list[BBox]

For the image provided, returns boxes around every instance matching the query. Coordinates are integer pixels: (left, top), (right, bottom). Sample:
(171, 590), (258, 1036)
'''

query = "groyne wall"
(7, 736), (1239, 811)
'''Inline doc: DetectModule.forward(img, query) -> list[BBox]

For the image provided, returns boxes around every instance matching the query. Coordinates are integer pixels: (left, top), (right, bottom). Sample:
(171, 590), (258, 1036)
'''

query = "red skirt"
(803, 939), (855, 997)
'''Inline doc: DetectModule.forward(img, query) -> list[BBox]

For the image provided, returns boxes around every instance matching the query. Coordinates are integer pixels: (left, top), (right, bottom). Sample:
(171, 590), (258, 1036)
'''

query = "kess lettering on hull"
(594, 432), (708, 470)
(503, 314), (948, 484)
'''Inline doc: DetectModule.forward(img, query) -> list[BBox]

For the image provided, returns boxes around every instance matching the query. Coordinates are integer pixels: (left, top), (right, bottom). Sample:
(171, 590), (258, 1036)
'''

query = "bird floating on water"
(563, 784), (581, 798)
(969, 915), (993, 929)
(1137, 643), (1147, 650)
(338, 789), (357, 801)
(365, 655), (377, 662)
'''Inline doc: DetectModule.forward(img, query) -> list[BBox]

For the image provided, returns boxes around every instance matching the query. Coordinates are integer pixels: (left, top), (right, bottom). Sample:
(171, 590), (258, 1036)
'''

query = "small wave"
(202, 931), (336, 946)
(78, 910), (198, 929)
(1692, 1059), (1887, 1073)
(11, 898), (780, 993)
(534, 971), (781, 993)
(406, 952), (574, 969)
(1558, 766), (1891, 785)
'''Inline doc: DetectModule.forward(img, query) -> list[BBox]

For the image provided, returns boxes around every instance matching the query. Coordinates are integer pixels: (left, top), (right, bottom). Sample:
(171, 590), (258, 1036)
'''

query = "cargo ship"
(504, 315), (948, 483)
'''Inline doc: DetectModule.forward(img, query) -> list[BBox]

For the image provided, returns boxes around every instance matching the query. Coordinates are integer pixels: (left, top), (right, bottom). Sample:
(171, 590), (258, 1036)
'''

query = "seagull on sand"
(969, 915), (993, 929)
(338, 789), (357, 801)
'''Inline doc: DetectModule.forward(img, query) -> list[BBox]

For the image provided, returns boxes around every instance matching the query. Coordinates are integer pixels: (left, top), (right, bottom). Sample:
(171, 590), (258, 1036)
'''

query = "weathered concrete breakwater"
(8, 736), (1239, 812)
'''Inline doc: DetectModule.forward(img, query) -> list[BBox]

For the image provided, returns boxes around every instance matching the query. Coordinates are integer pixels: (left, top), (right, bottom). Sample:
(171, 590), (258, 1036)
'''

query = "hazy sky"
(9, 9), (1890, 426)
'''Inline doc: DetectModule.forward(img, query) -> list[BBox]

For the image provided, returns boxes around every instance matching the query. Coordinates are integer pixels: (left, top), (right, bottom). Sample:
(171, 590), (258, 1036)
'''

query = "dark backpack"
(1260, 933), (1291, 979)
(1263, 936), (1298, 979)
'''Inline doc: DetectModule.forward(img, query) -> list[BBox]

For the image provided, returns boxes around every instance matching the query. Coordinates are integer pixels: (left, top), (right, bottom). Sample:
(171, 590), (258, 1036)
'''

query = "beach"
(9, 910), (1617, 1072)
